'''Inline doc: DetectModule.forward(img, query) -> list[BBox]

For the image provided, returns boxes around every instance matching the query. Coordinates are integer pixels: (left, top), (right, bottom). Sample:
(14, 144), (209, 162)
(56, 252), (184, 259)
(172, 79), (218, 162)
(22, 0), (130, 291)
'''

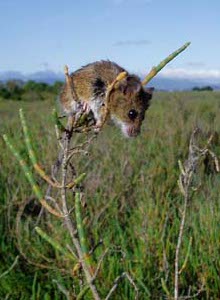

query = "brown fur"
(60, 60), (153, 137)
(60, 61), (124, 111)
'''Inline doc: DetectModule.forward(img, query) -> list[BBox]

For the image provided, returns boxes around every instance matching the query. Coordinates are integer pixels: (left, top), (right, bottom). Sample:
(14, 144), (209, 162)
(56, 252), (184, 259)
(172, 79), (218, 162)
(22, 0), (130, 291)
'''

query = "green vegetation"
(0, 91), (220, 299)
(192, 86), (214, 92)
(0, 80), (63, 101)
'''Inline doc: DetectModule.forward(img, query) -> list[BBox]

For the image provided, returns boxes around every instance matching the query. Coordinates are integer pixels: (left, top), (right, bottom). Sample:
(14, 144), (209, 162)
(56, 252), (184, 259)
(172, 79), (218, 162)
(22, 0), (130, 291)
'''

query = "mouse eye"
(128, 109), (138, 120)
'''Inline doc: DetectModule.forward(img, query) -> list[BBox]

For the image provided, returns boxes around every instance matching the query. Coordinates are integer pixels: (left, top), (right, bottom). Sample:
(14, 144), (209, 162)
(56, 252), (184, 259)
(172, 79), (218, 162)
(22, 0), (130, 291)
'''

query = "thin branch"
(53, 279), (71, 300)
(174, 186), (189, 300)
(142, 42), (191, 86)
(179, 283), (205, 299)
(161, 212), (170, 283)
(179, 236), (192, 275)
(15, 199), (67, 272)
(105, 272), (139, 300)
(0, 256), (19, 279)
(75, 192), (93, 268)
(45, 195), (63, 214)
(92, 248), (109, 280)
(35, 226), (76, 261)
(60, 129), (101, 300)
(89, 240), (104, 255)
(174, 128), (218, 300)
(2, 134), (62, 218)
(19, 108), (61, 188)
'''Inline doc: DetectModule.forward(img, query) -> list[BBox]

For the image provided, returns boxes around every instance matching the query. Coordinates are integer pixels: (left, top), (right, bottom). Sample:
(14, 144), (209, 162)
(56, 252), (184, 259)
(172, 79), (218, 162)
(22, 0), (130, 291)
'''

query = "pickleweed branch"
(19, 108), (62, 188)
(3, 134), (63, 218)
(35, 226), (76, 261)
(142, 42), (191, 86)
(59, 128), (101, 300)
(75, 192), (92, 267)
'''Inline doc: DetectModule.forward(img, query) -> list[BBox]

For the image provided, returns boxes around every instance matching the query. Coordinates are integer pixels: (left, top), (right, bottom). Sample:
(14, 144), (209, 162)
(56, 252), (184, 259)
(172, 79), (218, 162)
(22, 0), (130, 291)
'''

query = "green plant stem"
(20, 108), (59, 187)
(75, 192), (93, 267)
(35, 227), (75, 261)
(19, 108), (37, 165)
(2, 134), (61, 217)
(52, 108), (66, 132)
(142, 42), (191, 86)
(77, 286), (90, 300)
(66, 173), (86, 188)
(60, 132), (100, 300)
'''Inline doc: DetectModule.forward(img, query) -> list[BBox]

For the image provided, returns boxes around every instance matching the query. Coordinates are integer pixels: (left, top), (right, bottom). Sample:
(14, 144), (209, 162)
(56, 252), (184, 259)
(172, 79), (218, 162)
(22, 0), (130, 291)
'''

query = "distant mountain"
(149, 77), (220, 91)
(211, 84), (220, 90)
(0, 70), (64, 84)
(0, 71), (26, 81)
(28, 71), (64, 84)
(0, 70), (219, 90)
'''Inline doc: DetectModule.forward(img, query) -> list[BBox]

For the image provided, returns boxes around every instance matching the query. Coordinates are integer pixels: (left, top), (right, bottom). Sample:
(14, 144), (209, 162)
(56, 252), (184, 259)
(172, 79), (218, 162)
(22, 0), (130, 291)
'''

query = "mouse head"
(108, 74), (154, 137)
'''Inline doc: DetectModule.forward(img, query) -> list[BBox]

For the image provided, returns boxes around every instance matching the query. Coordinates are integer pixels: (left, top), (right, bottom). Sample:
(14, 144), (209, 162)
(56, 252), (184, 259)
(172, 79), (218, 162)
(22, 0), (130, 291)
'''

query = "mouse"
(60, 60), (154, 137)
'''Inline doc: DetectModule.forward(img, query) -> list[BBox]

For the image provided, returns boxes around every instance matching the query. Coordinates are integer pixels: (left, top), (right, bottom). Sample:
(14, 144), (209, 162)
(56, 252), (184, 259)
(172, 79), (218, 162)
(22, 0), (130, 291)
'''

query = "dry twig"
(105, 272), (138, 300)
(175, 128), (218, 300)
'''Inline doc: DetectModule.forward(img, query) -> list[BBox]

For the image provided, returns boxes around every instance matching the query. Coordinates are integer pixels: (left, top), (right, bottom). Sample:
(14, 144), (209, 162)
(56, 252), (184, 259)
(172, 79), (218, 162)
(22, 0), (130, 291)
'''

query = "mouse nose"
(129, 127), (140, 137)
(134, 128), (140, 136)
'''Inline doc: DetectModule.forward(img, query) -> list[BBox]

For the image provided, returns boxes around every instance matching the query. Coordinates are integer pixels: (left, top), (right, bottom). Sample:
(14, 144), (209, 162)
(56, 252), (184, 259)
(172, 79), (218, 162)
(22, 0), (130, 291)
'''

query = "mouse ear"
(145, 87), (154, 97)
(142, 87), (154, 110)
(116, 76), (142, 95)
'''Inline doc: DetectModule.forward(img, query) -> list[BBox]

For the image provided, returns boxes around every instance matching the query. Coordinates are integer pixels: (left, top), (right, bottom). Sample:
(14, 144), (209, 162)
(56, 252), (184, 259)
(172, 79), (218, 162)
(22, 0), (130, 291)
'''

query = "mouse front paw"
(82, 102), (91, 114)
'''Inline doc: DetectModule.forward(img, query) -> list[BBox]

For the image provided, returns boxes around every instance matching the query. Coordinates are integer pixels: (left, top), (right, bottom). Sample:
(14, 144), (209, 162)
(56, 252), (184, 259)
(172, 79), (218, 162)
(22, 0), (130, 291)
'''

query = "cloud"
(113, 39), (150, 47)
(159, 67), (220, 81)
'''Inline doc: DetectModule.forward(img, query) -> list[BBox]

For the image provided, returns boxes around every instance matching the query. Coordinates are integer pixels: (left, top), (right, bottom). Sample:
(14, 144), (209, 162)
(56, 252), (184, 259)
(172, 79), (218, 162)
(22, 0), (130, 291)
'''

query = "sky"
(0, 0), (220, 81)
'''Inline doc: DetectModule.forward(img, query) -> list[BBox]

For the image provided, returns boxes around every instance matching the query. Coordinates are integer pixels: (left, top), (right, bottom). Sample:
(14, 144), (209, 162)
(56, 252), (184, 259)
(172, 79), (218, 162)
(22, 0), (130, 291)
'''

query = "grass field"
(0, 91), (220, 299)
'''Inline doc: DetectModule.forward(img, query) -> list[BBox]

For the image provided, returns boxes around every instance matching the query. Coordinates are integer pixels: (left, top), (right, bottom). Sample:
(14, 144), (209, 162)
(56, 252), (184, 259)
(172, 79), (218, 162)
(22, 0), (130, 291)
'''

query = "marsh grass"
(0, 91), (220, 299)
